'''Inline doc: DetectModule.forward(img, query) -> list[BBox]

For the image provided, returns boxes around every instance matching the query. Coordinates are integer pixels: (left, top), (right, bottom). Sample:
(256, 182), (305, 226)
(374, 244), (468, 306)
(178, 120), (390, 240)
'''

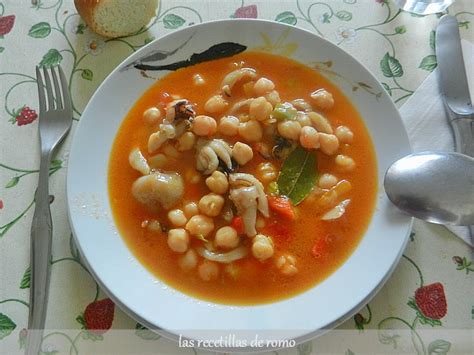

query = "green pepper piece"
(272, 102), (297, 121)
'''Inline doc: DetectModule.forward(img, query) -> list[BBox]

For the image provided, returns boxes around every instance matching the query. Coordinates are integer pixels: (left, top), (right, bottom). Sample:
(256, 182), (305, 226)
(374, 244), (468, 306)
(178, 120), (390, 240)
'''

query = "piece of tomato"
(231, 216), (245, 235)
(268, 196), (296, 220)
(311, 234), (337, 260)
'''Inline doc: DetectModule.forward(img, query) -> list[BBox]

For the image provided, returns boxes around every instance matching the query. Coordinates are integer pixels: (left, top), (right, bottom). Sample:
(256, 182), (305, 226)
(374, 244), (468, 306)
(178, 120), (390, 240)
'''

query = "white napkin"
(399, 40), (474, 247)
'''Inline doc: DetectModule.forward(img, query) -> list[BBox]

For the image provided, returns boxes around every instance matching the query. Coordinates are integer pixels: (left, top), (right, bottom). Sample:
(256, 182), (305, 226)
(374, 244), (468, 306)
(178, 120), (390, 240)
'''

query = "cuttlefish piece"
(229, 173), (269, 218)
(229, 186), (258, 237)
(148, 130), (167, 153)
(132, 171), (184, 210)
(209, 139), (233, 170)
(228, 98), (252, 115)
(128, 148), (150, 175)
(148, 117), (191, 154)
(165, 99), (195, 123)
(195, 139), (233, 175)
(196, 145), (219, 175)
(221, 68), (257, 96)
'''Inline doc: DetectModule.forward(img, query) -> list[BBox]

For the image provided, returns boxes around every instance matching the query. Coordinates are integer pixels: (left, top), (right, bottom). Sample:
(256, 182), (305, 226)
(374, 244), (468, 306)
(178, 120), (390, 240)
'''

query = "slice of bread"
(74, 0), (159, 38)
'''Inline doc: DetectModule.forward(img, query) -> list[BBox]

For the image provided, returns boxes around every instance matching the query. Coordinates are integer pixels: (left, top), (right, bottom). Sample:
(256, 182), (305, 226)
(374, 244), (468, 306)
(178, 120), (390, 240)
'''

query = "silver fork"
(26, 66), (72, 355)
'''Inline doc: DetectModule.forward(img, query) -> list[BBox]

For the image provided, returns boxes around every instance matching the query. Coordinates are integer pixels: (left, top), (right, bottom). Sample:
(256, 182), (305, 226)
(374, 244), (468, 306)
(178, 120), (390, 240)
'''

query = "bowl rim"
(67, 18), (413, 350)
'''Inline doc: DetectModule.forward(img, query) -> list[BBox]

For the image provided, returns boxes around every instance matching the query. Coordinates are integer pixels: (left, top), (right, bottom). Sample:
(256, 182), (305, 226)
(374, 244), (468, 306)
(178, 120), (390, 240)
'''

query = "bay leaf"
(277, 146), (318, 205)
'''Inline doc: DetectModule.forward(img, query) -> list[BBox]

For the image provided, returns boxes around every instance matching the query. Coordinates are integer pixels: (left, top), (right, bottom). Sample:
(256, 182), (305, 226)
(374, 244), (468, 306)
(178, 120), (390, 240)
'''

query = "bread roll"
(74, 0), (159, 38)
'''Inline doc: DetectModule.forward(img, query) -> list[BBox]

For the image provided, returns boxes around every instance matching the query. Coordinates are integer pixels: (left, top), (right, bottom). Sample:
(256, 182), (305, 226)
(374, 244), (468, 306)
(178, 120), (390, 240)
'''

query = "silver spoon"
(384, 151), (474, 226)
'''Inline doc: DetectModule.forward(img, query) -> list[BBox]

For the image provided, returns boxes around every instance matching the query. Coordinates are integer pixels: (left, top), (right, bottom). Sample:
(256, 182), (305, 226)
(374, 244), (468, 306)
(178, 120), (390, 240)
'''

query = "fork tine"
(58, 65), (72, 114)
(35, 66), (46, 114)
(50, 67), (63, 110)
(42, 67), (54, 111)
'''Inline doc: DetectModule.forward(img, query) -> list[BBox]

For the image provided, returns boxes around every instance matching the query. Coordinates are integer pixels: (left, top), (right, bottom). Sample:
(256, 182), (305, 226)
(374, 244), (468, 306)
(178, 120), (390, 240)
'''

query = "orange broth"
(108, 51), (377, 305)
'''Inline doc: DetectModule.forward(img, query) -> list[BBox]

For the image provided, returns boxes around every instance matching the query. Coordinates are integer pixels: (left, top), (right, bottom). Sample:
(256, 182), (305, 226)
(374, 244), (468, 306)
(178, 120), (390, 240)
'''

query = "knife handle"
(450, 115), (474, 245)
(27, 153), (53, 355)
(450, 117), (474, 157)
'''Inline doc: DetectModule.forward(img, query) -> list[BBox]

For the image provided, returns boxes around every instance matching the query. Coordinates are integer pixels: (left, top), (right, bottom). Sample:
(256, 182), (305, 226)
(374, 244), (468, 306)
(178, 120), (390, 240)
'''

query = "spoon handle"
(451, 118), (474, 158)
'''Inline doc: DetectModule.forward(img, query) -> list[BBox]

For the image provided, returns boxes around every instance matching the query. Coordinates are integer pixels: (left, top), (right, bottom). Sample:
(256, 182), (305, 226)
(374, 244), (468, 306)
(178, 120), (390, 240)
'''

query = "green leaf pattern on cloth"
(28, 22), (51, 38)
(0, 314), (16, 340)
(275, 11), (297, 25)
(163, 14), (186, 29)
(380, 52), (404, 78)
(419, 54), (437, 72)
(39, 49), (63, 68)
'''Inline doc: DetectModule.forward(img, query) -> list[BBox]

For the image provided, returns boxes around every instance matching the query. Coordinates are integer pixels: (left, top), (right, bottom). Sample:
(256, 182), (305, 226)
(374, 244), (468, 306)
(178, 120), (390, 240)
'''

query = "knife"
(436, 15), (474, 156)
(436, 15), (474, 241)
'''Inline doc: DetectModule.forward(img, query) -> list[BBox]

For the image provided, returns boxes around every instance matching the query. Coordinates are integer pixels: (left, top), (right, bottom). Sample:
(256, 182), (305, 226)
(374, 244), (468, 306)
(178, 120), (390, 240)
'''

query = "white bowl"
(67, 19), (412, 348)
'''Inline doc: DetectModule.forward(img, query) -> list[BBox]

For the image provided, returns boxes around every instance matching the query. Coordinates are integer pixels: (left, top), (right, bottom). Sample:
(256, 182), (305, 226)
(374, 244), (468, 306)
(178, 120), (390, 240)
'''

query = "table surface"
(1, 0), (473, 354)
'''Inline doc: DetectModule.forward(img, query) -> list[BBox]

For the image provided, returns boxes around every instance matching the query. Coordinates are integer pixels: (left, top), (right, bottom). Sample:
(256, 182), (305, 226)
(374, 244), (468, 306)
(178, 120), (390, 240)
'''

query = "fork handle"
(27, 153), (53, 355)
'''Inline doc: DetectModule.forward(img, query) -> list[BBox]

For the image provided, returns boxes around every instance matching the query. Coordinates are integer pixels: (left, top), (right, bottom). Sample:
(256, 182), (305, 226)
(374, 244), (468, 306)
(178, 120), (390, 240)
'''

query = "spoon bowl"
(384, 151), (474, 225)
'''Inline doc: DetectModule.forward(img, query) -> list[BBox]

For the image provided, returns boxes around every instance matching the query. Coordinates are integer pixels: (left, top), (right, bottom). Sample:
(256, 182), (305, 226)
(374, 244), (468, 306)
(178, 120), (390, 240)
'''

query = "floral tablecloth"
(1, 0), (473, 354)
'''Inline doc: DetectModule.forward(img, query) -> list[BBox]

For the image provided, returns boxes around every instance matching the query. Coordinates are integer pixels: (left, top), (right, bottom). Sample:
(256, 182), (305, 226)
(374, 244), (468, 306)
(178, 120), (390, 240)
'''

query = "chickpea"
(193, 74), (205, 86)
(218, 115), (239, 136)
(308, 112), (333, 134)
(215, 226), (239, 249)
(183, 201), (199, 218)
(179, 249), (198, 271)
(238, 120), (263, 142)
(275, 254), (296, 268)
(249, 97), (273, 121)
(277, 120), (302, 141)
(310, 88), (335, 110)
(252, 234), (274, 261)
(168, 209), (187, 227)
(253, 77), (275, 96)
(317, 189), (338, 209)
(292, 98), (312, 112)
(254, 142), (271, 159)
(296, 111), (311, 127)
(198, 193), (225, 217)
(335, 154), (356, 172)
(256, 162), (277, 183)
(282, 264), (298, 276)
(167, 229), (189, 253)
(299, 126), (320, 149)
(192, 115), (217, 136)
(163, 144), (180, 158)
(205, 171), (229, 194)
(243, 81), (255, 96)
(335, 125), (354, 144)
(265, 90), (281, 106)
(224, 263), (240, 279)
(148, 154), (167, 169)
(198, 260), (219, 281)
(176, 132), (196, 152)
(232, 142), (253, 165)
(160, 123), (176, 138)
(263, 123), (277, 137)
(238, 114), (251, 123)
(256, 217), (266, 229)
(147, 219), (162, 232)
(143, 107), (161, 125)
(275, 253), (298, 276)
(185, 214), (214, 237)
(319, 133), (339, 155)
(186, 169), (201, 184)
(318, 173), (338, 189)
(204, 95), (228, 114)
